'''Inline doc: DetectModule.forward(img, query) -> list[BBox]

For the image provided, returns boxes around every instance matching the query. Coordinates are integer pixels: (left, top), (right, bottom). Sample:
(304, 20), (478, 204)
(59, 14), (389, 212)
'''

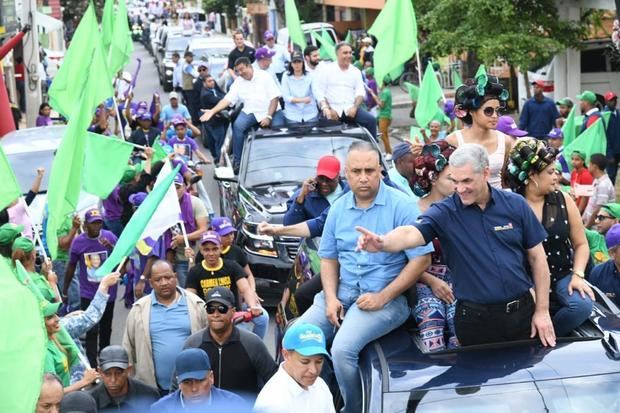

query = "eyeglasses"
(482, 106), (503, 117)
(206, 304), (229, 314)
(595, 214), (614, 221)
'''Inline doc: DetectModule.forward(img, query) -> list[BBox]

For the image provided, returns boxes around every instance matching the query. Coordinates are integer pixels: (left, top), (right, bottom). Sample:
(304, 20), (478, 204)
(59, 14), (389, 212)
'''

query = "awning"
(36, 12), (63, 33)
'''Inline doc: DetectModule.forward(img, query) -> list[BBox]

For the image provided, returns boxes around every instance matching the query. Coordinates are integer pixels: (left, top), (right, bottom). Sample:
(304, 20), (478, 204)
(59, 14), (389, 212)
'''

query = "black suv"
(214, 123), (382, 304)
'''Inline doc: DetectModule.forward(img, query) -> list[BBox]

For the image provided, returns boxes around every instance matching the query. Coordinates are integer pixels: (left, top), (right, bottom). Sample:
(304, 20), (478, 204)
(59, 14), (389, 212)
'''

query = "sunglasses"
(206, 304), (229, 314)
(595, 214), (614, 221)
(482, 106), (503, 117)
(198, 68), (207, 72)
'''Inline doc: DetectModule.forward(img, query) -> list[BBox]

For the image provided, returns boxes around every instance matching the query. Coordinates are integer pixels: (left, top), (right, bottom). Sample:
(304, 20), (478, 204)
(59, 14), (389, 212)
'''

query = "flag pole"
(115, 256), (128, 272)
(415, 49), (423, 86)
(113, 98), (127, 141)
(179, 220), (194, 264)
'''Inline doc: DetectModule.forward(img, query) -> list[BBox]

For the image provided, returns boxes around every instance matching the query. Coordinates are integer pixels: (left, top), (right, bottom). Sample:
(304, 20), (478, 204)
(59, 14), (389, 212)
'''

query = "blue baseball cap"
(547, 128), (563, 140)
(175, 348), (211, 383)
(211, 217), (236, 236)
(283, 322), (330, 358)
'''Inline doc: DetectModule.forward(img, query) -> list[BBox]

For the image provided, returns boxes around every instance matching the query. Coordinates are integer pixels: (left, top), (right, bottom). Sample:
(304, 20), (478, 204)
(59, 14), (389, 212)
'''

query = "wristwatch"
(572, 270), (585, 279)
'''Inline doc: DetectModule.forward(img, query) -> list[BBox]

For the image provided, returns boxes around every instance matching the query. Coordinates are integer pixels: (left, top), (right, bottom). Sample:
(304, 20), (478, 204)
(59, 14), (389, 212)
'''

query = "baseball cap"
(99, 345), (130, 371)
(173, 174), (185, 186)
(200, 230), (221, 246)
(60, 390), (97, 413)
(315, 155), (341, 180)
(496, 115), (528, 137)
(0, 223), (24, 246)
(121, 163), (144, 184)
(555, 97), (573, 107)
(41, 299), (61, 317)
(176, 348), (211, 383)
(137, 101), (149, 110)
(205, 286), (236, 307)
(256, 47), (276, 60)
(547, 128), (563, 140)
(577, 90), (597, 104)
(211, 216), (235, 236)
(263, 30), (275, 40)
(605, 91), (618, 102)
(172, 117), (187, 127)
(606, 223), (620, 249)
(283, 322), (330, 358)
(392, 143), (412, 162)
(291, 51), (303, 62)
(84, 208), (103, 223)
(12, 236), (34, 253)
(128, 192), (147, 207)
(531, 80), (545, 88)
(136, 111), (152, 121)
(197, 60), (208, 69)
(602, 203), (620, 219)
(169, 91), (179, 100)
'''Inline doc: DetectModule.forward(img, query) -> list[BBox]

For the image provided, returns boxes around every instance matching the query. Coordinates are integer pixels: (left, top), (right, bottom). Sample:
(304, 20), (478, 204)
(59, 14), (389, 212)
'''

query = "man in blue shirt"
(604, 91), (620, 183)
(284, 155), (347, 226)
(149, 348), (249, 412)
(297, 142), (433, 413)
(357, 143), (557, 348)
(519, 80), (560, 139)
(387, 143), (417, 199)
(589, 223), (620, 306)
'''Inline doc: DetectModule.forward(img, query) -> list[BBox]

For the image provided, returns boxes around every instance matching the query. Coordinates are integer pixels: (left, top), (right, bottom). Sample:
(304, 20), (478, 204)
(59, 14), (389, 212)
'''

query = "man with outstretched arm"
(357, 143), (557, 347)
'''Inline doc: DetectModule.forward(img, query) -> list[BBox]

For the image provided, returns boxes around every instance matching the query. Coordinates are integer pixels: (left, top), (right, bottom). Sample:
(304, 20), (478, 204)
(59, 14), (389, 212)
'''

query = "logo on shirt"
(493, 222), (513, 232)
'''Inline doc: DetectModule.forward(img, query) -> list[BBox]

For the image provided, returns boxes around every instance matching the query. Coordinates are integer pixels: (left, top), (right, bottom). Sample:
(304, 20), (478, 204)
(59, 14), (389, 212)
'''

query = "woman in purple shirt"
(36, 102), (53, 126)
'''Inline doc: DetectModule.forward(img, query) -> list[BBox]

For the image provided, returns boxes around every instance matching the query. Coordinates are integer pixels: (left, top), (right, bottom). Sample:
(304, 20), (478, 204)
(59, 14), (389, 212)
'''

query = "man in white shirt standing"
(200, 57), (283, 173)
(263, 30), (290, 82)
(313, 42), (376, 138)
(253, 322), (335, 413)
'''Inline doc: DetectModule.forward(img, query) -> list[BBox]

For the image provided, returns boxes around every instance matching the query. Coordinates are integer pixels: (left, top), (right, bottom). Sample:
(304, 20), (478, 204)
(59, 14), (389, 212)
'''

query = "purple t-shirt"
(69, 230), (118, 300)
(36, 115), (53, 127)
(102, 186), (123, 220)
(168, 136), (198, 161)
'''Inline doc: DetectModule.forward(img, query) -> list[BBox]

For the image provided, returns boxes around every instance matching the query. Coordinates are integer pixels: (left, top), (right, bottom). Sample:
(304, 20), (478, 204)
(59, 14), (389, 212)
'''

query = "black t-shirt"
(186, 259), (247, 304)
(227, 46), (256, 70)
(129, 127), (162, 147)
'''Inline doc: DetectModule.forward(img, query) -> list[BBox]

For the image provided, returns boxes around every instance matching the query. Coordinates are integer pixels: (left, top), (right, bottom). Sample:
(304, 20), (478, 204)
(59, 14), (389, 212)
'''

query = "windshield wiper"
(252, 180), (300, 187)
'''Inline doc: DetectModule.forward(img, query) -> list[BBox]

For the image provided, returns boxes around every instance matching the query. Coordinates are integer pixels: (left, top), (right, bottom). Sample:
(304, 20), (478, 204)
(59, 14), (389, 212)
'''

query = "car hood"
(239, 184), (297, 221)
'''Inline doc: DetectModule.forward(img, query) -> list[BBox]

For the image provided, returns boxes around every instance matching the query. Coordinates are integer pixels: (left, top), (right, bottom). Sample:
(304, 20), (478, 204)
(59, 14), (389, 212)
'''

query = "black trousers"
(80, 298), (115, 367)
(607, 153), (620, 185)
(454, 293), (534, 346)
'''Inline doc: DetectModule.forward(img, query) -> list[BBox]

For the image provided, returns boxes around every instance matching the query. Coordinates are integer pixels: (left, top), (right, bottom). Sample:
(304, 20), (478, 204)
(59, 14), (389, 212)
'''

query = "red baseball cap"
(531, 80), (545, 88)
(605, 91), (617, 102)
(316, 156), (341, 180)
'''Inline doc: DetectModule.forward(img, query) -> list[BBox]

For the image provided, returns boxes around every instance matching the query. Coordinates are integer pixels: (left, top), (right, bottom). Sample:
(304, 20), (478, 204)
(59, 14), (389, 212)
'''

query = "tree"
(416, 0), (587, 78)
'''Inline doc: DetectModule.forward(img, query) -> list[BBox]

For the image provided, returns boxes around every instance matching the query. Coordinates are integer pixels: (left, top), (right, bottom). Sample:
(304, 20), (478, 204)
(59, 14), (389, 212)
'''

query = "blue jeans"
(204, 122), (227, 162)
(298, 285), (409, 413)
(238, 304), (269, 339)
(553, 274), (593, 336)
(54, 260), (80, 314)
(232, 112), (258, 166)
(175, 261), (189, 288)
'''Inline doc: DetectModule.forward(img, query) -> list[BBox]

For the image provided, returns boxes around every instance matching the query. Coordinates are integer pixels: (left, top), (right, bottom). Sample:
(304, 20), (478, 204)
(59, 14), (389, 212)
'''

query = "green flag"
(152, 140), (169, 163)
(95, 164), (181, 276)
(82, 133), (134, 198)
(48, 3), (113, 118)
(404, 81), (419, 101)
(0, 145), (21, 211)
(311, 31), (336, 61)
(344, 30), (353, 45)
(321, 29), (335, 46)
(410, 126), (426, 143)
(561, 106), (577, 147)
(452, 70), (463, 88)
(414, 63), (444, 129)
(564, 118), (607, 171)
(284, 0), (307, 50)
(101, 0), (115, 53)
(368, 0), (418, 86)
(0, 258), (46, 413)
(108, 0), (134, 75)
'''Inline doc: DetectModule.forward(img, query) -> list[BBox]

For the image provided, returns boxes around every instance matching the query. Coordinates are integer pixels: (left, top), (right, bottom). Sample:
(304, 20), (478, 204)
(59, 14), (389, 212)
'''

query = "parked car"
(155, 26), (184, 70)
(214, 122), (385, 304)
(278, 237), (620, 412)
(159, 35), (192, 91)
(277, 22), (338, 53)
(185, 36), (236, 89)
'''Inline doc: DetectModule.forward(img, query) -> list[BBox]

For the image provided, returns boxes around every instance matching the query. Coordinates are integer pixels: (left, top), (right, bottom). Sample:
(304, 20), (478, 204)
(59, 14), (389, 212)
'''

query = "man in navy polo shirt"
(519, 80), (560, 139)
(589, 224), (620, 306)
(357, 143), (557, 347)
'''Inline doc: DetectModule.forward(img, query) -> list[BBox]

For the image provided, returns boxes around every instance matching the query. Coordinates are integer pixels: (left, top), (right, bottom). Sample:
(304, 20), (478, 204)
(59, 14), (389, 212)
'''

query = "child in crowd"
(570, 150), (594, 214)
(589, 223), (620, 306)
(36, 103), (53, 127)
(583, 153), (616, 228)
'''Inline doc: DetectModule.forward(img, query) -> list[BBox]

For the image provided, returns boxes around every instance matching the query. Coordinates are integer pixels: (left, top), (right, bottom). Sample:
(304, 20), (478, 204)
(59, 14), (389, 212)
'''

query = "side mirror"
(214, 166), (237, 182)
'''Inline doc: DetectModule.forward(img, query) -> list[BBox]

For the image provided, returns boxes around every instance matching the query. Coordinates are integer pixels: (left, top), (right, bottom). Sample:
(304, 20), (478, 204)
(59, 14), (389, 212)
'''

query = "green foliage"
(416, 0), (586, 71)
(203, 0), (242, 17)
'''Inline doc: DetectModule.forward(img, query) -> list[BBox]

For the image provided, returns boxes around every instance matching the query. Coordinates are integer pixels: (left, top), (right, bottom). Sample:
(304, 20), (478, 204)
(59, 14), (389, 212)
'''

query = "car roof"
(188, 37), (234, 48)
(365, 313), (620, 394)
(1, 125), (65, 154)
(251, 123), (371, 139)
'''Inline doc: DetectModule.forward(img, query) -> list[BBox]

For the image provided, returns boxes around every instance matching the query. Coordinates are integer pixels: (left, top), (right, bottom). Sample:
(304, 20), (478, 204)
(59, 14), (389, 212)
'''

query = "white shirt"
(253, 365), (335, 413)
(225, 69), (281, 120)
(266, 43), (290, 75)
(312, 61), (365, 115)
(583, 174), (616, 224)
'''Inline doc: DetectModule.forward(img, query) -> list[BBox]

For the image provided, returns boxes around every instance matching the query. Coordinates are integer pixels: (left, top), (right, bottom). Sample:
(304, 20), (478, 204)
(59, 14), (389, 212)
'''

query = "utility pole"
(22, 0), (42, 127)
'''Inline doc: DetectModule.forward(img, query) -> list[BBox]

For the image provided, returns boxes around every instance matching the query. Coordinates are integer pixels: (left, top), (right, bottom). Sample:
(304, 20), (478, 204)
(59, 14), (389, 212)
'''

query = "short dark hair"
(184, 51), (193, 58)
(303, 45), (319, 57)
(234, 57), (251, 68)
(335, 42), (352, 52)
(233, 29), (244, 39)
(172, 52), (180, 58)
(589, 153), (607, 171)
(286, 58), (307, 76)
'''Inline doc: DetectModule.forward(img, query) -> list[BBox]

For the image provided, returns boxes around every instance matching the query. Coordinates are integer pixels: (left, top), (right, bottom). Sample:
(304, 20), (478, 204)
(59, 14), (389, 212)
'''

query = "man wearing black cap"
(149, 348), (249, 412)
(88, 345), (159, 412)
(60, 391), (98, 413)
(180, 287), (277, 399)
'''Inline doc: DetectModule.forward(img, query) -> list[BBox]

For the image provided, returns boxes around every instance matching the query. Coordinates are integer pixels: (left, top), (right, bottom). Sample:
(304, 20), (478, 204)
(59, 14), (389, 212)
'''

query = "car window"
(243, 135), (368, 188)
(7, 149), (54, 193)
(167, 37), (189, 51)
(396, 374), (620, 412)
(191, 47), (229, 61)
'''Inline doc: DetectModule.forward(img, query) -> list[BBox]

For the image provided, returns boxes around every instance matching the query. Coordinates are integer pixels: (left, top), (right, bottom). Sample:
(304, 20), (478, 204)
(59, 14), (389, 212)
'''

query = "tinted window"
(581, 48), (607, 73)
(244, 135), (370, 188)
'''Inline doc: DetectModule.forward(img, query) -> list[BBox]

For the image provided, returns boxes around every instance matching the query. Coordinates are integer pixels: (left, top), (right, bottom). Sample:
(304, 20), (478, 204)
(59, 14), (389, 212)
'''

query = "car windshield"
(392, 373), (620, 413)
(166, 37), (188, 51)
(7, 149), (54, 193)
(192, 47), (229, 60)
(243, 135), (367, 188)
